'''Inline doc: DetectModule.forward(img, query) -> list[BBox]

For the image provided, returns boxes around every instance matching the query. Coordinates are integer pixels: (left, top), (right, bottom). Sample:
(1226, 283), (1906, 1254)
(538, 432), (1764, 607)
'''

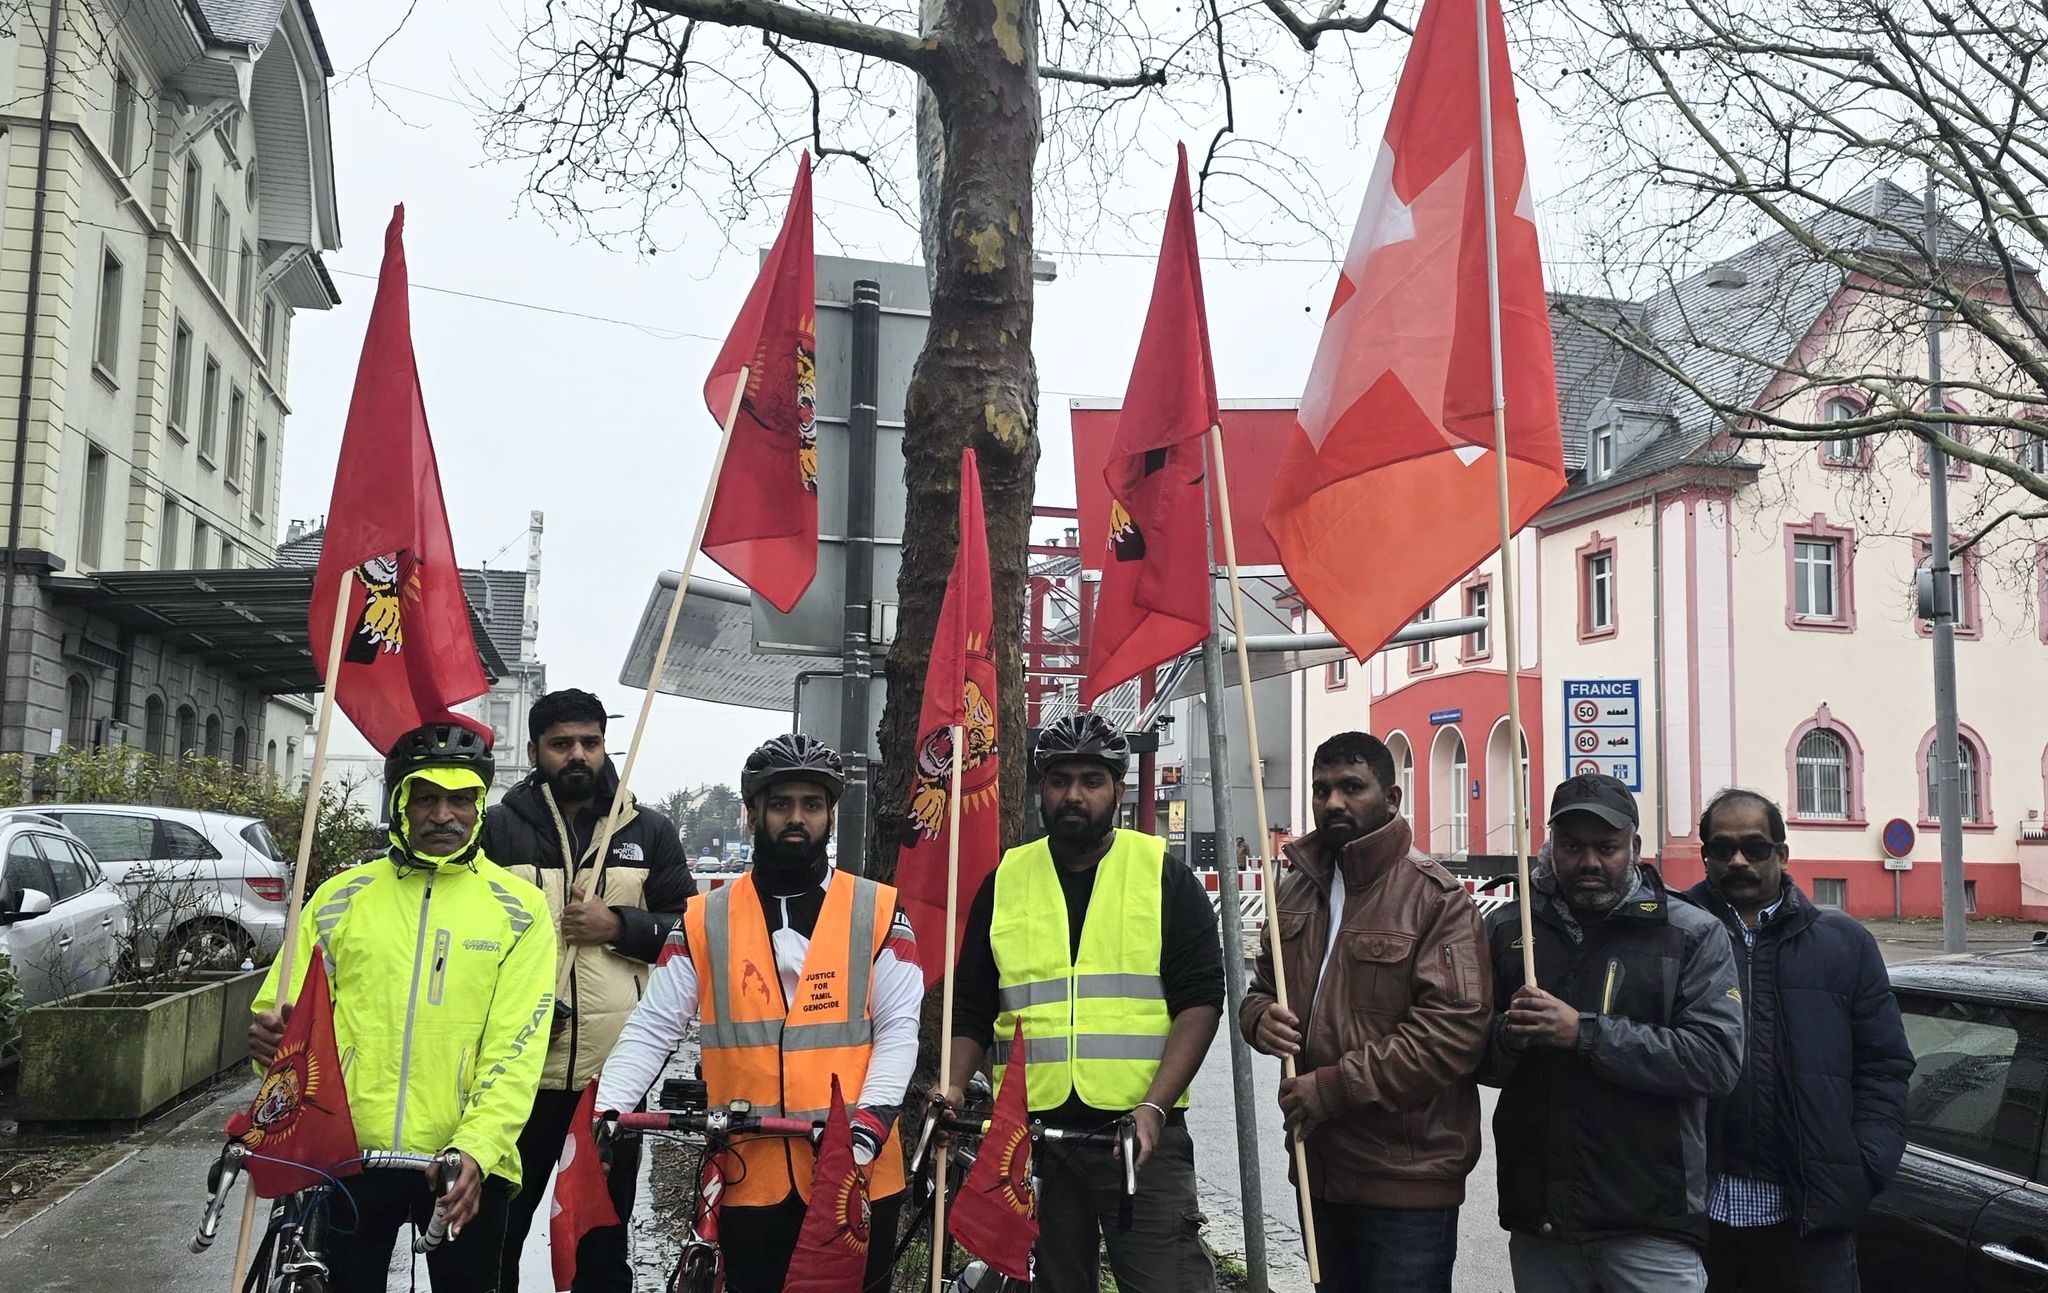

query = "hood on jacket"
(387, 765), (488, 871)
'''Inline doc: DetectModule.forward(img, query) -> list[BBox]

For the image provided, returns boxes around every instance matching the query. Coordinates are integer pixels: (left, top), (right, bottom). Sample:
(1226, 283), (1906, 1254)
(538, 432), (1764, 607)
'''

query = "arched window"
(1385, 732), (1415, 823)
(65, 675), (92, 749)
(176, 705), (197, 756)
(1796, 729), (1849, 819)
(1920, 724), (1992, 826)
(1821, 395), (1867, 466)
(1450, 733), (1470, 854)
(266, 739), (278, 773)
(144, 695), (166, 757)
(203, 714), (223, 759)
(231, 726), (248, 768)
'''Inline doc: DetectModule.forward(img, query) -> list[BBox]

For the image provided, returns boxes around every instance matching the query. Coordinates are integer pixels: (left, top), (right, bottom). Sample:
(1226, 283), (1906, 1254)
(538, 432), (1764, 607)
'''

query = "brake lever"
(190, 1142), (247, 1254)
(909, 1093), (945, 1176)
(413, 1149), (467, 1253)
(1117, 1116), (1137, 1233)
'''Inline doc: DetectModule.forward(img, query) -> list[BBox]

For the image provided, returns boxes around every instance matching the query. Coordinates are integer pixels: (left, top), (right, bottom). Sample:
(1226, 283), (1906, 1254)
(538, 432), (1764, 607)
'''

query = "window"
(198, 354), (220, 459)
(1450, 733), (1470, 854)
(250, 432), (269, 518)
(1396, 741), (1414, 821)
(2020, 433), (2048, 476)
(1579, 534), (1617, 640)
(1796, 729), (1851, 820)
(1915, 424), (1971, 479)
(35, 836), (92, 901)
(110, 65), (138, 173)
(159, 494), (177, 568)
(236, 240), (254, 323)
(1821, 396), (1866, 466)
(1896, 995), (2033, 1174)
(225, 384), (245, 482)
(1590, 422), (1616, 480)
(65, 674), (91, 749)
(94, 248), (124, 376)
(203, 714), (222, 759)
(209, 198), (229, 288)
(175, 705), (197, 756)
(56, 812), (153, 864)
(159, 820), (220, 860)
(231, 726), (248, 768)
(1914, 535), (1981, 640)
(167, 317), (193, 437)
(191, 518), (209, 568)
(1812, 877), (1847, 909)
(5, 837), (55, 903)
(143, 696), (165, 756)
(245, 157), (259, 207)
(181, 158), (202, 247)
(79, 445), (108, 567)
(261, 299), (276, 363)
(1924, 732), (1986, 825)
(1786, 515), (1858, 631)
(1325, 658), (1348, 690)
(219, 535), (234, 568)
(1412, 604), (1436, 669)
(266, 739), (278, 772)
(1463, 581), (1491, 660)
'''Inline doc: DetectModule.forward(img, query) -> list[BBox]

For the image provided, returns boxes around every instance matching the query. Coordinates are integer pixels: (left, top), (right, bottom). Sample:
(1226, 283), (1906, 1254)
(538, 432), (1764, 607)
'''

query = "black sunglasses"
(1703, 835), (1780, 864)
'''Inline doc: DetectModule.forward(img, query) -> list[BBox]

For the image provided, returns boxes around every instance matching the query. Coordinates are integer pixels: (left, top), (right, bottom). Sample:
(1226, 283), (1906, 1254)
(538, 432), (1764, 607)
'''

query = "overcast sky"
(283, 3), (1584, 798)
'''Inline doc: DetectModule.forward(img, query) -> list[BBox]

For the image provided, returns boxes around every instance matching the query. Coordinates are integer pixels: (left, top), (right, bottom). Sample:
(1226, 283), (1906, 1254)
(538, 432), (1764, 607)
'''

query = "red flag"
(701, 152), (820, 613)
(1262, 0), (1566, 659)
(1080, 145), (1220, 706)
(311, 207), (489, 752)
(895, 449), (1001, 988)
(948, 1020), (1037, 1279)
(224, 954), (360, 1198)
(784, 1075), (868, 1293)
(548, 1082), (621, 1292)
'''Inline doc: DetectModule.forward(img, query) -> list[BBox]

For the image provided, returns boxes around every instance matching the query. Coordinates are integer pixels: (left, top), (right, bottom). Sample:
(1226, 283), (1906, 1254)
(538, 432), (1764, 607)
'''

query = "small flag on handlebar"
(225, 953), (361, 1198)
(949, 1019), (1036, 1280)
(785, 1074), (869, 1293)
(550, 1082), (621, 1292)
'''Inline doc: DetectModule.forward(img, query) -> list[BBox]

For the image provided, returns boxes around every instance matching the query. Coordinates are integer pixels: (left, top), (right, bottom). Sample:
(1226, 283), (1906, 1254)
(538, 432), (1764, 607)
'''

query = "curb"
(0, 1141), (139, 1241)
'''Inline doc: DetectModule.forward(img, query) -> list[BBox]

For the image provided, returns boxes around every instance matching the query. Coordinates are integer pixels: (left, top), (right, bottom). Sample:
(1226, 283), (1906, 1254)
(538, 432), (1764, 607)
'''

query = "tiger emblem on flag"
(909, 675), (999, 842)
(345, 552), (419, 664)
(796, 340), (819, 492)
(1106, 498), (1146, 561)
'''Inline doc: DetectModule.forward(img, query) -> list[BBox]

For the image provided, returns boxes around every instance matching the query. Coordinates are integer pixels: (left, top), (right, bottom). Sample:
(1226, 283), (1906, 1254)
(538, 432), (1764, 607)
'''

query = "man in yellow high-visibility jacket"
(946, 712), (1224, 1293)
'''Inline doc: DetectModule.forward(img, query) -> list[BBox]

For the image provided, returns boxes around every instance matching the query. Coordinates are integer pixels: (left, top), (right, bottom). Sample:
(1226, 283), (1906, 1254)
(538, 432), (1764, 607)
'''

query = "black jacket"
(482, 761), (696, 963)
(1479, 863), (1744, 1247)
(1686, 878), (1913, 1234)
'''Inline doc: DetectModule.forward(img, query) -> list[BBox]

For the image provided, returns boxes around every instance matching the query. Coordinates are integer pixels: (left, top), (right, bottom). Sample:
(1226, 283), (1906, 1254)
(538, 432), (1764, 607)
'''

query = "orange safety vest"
(685, 870), (908, 1205)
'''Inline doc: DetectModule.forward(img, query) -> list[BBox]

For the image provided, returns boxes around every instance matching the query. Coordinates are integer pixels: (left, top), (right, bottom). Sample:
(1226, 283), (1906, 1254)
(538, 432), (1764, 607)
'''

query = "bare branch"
(762, 33), (873, 163)
(1956, 506), (2048, 556)
(1039, 62), (1166, 89)
(1260, 0), (1410, 49)
(639, 0), (931, 73)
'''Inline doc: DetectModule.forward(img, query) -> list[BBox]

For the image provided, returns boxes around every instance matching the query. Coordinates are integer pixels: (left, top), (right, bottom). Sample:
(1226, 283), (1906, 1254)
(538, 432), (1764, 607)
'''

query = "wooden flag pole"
(930, 721), (966, 1292)
(566, 370), (750, 1002)
(1206, 425), (1321, 1284)
(228, 568), (356, 1292)
(1471, 0), (1538, 985)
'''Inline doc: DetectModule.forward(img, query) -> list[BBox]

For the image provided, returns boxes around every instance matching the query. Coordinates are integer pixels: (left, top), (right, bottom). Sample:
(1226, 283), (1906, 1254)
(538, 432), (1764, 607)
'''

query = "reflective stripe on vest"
(989, 830), (1183, 1112)
(687, 871), (906, 1205)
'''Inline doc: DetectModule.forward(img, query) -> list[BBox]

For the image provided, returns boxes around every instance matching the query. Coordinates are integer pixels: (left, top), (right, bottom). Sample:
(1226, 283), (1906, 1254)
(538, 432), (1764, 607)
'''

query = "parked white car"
(0, 811), (130, 1007)
(24, 804), (288, 970)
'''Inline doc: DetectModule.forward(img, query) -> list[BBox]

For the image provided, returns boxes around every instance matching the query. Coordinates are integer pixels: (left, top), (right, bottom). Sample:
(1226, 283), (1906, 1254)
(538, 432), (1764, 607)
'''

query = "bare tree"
(487, 0), (1407, 876)
(1528, 0), (2048, 565)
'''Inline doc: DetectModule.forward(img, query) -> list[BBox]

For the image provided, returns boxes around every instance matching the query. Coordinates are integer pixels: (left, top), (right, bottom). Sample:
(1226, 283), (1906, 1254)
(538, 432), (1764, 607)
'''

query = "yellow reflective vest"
(989, 829), (1182, 1112)
(254, 854), (557, 1187)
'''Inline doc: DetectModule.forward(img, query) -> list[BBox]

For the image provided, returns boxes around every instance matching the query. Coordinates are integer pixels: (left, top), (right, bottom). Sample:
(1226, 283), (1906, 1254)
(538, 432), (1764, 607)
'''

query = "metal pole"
(1137, 670), (1158, 833)
(839, 280), (882, 875)
(1200, 478), (1269, 1293)
(1922, 174), (1967, 953)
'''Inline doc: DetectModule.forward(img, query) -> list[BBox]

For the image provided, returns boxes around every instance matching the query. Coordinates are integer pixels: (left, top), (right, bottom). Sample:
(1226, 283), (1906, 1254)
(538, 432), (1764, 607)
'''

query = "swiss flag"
(548, 1082), (620, 1292)
(225, 954), (360, 1198)
(893, 449), (1001, 987)
(1262, 0), (1565, 659)
(1080, 145), (1218, 706)
(701, 153), (820, 613)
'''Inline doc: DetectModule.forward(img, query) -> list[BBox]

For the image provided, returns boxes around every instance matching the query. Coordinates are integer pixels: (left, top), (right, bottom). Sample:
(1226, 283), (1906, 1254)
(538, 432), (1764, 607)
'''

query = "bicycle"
(192, 1141), (464, 1293)
(903, 1089), (1137, 1293)
(607, 1076), (828, 1293)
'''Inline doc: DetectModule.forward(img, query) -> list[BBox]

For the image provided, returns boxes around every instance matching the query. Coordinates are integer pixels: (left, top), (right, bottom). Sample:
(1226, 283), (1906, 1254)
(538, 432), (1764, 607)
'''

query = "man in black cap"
(1478, 773), (1744, 1293)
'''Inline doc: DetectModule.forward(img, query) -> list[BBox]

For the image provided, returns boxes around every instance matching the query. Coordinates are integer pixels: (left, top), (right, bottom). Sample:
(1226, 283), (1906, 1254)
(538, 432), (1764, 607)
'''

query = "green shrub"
(0, 949), (22, 1064)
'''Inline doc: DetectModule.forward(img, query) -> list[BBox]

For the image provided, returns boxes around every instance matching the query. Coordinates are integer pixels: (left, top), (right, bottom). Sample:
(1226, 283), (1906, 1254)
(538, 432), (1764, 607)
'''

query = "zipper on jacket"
(1600, 957), (1623, 1014)
(393, 875), (435, 1146)
(427, 930), (451, 1007)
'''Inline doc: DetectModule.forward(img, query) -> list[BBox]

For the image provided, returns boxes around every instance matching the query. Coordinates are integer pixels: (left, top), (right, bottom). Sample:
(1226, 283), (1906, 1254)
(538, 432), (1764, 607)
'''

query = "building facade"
(1299, 183), (2048, 919)
(0, 0), (339, 765)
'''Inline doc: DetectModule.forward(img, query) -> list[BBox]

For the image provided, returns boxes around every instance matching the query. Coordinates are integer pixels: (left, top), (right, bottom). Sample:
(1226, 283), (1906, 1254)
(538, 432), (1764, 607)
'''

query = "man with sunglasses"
(1686, 789), (1912, 1292)
(1479, 772), (1744, 1293)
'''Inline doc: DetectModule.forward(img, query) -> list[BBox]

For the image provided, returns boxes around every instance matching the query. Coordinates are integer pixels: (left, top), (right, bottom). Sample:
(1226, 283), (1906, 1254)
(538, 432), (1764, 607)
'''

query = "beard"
(1046, 802), (1116, 850)
(1563, 866), (1634, 915)
(546, 761), (597, 802)
(754, 819), (828, 870)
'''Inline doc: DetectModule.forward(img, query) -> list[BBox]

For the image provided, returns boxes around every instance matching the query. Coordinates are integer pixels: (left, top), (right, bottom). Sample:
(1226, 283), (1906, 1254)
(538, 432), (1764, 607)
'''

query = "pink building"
(1297, 182), (2048, 920)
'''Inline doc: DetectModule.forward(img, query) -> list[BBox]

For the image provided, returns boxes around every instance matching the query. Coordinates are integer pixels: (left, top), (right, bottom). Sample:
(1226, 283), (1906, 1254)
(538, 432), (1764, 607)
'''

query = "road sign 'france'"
(1563, 679), (1642, 791)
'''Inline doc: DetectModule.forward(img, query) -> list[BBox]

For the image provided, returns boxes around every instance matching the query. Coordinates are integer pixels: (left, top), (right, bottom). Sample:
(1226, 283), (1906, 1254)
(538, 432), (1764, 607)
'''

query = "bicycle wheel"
(670, 1242), (720, 1293)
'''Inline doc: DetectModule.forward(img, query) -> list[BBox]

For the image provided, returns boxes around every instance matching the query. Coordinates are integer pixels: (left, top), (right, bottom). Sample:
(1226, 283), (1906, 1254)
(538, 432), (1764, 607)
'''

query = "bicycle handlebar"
(608, 1107), (824, 1139)
(191, 1144), (465, 1256)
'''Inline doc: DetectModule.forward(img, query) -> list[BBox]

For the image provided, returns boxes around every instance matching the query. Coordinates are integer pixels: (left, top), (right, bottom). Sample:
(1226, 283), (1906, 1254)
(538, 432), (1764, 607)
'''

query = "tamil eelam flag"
(225, 954), (361, 1198)
(782, 1075), (868, 1293)
(947, 1019), (1037, 1280)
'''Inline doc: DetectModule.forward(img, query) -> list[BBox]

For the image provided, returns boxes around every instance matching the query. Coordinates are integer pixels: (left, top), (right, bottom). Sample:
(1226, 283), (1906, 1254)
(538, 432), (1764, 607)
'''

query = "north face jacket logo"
(611, 842), (645, 862)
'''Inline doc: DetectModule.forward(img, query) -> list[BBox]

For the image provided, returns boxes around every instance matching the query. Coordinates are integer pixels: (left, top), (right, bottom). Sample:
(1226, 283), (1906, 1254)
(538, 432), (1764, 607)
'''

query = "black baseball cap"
(1548, 773), (1639, 831)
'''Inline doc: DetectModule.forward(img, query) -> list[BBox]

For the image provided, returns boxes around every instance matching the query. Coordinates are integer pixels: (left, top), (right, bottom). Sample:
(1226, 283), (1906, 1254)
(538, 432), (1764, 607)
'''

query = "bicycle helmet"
(384, 719), (496, 791)
(741, 732), (846, 802)
(1031, 713), (1130, 780)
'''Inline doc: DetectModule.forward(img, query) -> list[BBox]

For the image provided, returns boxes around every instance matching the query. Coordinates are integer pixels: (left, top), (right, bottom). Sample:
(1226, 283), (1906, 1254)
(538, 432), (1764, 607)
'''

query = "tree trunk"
(868, 0), (1041, 886)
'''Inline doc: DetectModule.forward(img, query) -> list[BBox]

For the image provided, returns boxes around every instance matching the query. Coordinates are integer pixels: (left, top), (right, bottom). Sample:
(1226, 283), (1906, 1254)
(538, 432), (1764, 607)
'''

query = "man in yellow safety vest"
(946, 712), (1224, 1293)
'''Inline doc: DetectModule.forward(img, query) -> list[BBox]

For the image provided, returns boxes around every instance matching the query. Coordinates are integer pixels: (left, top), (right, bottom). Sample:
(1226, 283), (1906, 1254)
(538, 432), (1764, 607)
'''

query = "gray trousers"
(1509, 1230), (1707, 1293)
(1032, 1123), (1218, 1293)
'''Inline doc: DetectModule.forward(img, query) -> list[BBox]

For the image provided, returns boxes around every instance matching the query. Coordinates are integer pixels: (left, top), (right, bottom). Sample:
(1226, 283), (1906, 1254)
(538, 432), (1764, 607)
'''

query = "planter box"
(19, 985), (194, 1121)
(154, 970), (264, 1076)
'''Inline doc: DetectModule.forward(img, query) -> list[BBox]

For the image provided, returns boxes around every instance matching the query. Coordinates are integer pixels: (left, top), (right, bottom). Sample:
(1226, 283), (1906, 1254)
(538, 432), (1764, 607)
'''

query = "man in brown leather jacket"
(1242, 730), (1492, 1293)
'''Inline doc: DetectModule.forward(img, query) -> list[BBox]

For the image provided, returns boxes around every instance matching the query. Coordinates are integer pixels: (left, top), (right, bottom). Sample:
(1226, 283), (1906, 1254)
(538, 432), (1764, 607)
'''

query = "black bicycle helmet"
(1032, 713), (1130, 780)
(742, 732), (846, 802)
(383, 719), (496, 791)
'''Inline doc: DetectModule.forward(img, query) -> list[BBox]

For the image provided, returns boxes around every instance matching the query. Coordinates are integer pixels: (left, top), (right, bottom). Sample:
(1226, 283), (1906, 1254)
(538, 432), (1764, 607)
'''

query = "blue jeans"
(1310, 1200), (1459, 1293)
